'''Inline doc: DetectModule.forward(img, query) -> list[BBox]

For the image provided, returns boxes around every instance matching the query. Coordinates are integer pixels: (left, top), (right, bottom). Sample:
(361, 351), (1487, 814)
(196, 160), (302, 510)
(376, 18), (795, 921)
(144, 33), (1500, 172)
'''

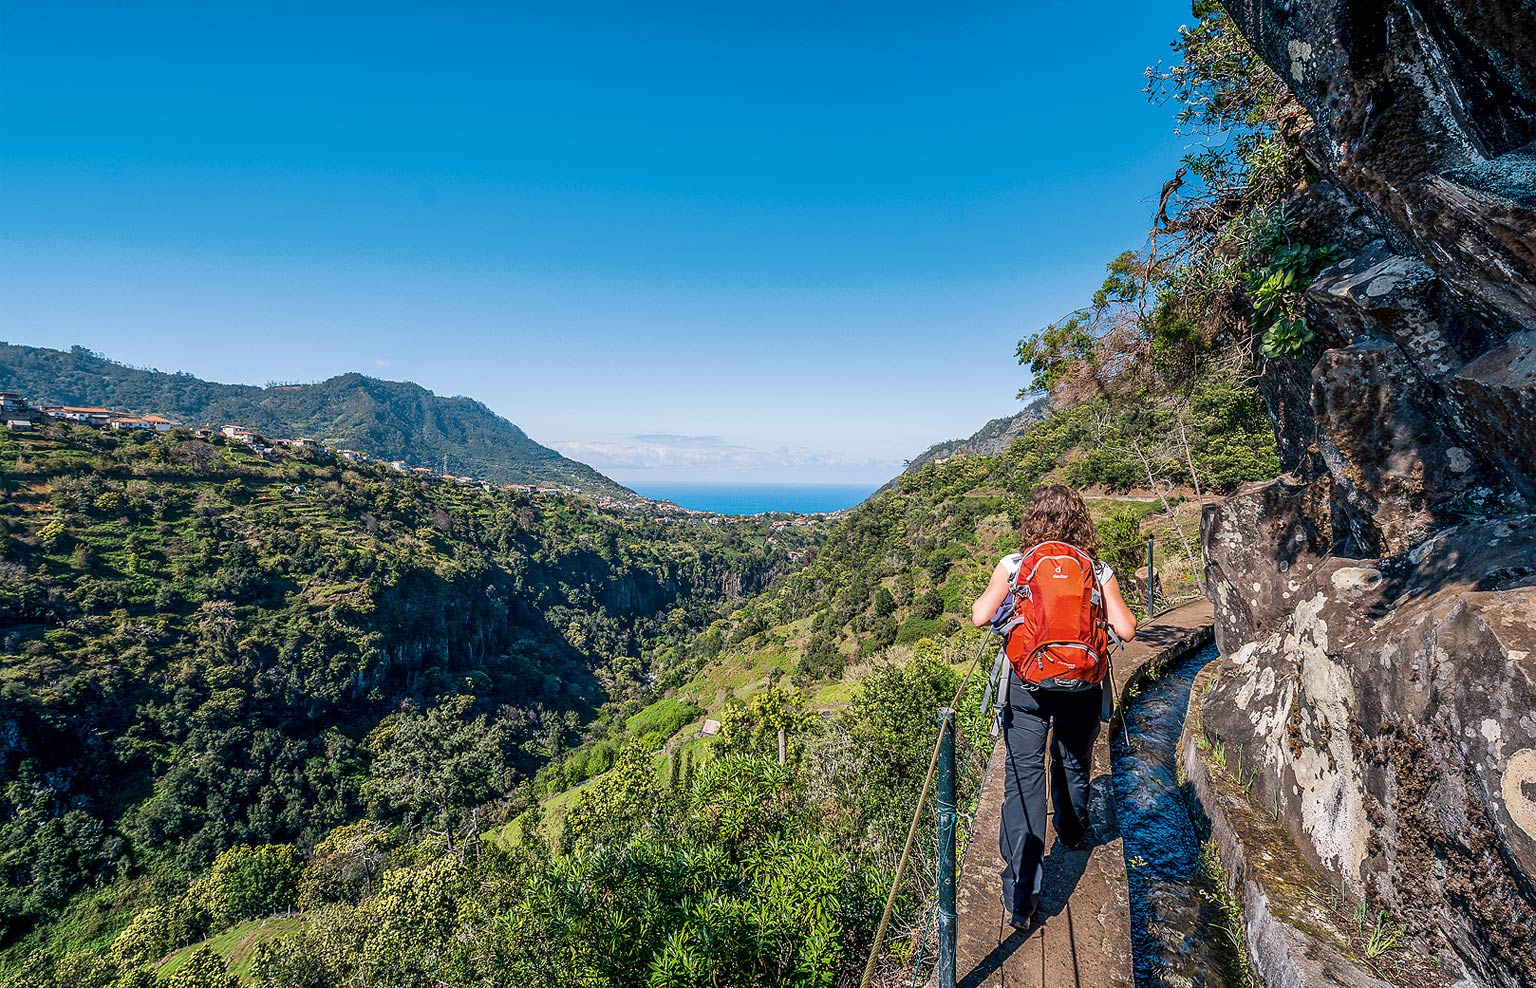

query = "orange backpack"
(1000, 541), (1110, 689)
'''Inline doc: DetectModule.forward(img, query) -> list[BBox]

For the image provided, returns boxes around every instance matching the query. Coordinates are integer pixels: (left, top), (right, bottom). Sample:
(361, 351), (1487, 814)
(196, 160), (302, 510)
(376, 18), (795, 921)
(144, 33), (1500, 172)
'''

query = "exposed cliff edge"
(1197, 1), (1536, 985)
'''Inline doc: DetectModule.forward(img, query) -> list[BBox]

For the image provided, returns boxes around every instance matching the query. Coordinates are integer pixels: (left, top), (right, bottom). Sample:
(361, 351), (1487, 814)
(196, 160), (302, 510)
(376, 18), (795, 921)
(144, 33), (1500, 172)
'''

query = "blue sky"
(1, 1), (1193, 484)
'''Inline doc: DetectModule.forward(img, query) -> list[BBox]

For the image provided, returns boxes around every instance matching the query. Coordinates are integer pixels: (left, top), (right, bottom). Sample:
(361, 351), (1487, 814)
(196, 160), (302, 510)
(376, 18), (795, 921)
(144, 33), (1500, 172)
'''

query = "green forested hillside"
(0, 342), (625, 493)
(511, 370), (1278, 802)
(0, 422), (817, 981)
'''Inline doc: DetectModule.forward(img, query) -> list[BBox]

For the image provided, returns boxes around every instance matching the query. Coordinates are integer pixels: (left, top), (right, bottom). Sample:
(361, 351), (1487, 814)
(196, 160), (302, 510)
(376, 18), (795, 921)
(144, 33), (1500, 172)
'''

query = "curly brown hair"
(1018, 484), (1099, 555)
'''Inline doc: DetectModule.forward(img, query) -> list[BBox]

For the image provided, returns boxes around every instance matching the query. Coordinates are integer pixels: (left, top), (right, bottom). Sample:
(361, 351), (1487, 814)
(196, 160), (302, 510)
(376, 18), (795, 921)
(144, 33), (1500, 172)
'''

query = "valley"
(0, 366), (1271, 986)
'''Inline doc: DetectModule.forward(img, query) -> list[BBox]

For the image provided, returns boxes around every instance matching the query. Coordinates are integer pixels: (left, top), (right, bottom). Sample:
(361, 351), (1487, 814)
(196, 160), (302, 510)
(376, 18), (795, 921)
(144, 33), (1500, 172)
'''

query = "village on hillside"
(1, 389), (182, 434)
(0, 386), (574, 491)
(1, 388), (831, 529)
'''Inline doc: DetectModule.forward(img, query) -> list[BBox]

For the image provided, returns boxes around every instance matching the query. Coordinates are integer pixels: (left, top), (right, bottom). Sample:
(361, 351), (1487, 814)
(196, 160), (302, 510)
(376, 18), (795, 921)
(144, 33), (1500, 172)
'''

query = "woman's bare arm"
(971, 559), (1012, 627)
(1102, 575), (1137, 641)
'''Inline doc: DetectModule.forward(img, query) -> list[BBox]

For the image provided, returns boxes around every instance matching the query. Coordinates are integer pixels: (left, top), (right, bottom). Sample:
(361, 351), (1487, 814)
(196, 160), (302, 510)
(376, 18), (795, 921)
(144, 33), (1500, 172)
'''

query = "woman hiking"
(970, 484), (1137, 929)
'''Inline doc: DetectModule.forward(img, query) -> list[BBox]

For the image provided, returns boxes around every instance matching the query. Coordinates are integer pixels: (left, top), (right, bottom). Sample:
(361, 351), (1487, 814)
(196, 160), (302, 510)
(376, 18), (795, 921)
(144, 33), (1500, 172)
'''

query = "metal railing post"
(936, 707), (957, 988)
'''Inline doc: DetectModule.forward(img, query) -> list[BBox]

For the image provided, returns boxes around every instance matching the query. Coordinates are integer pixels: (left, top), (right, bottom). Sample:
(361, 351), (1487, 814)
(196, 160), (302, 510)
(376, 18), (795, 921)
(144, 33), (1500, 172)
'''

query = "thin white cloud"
(552, 433), (899, 475)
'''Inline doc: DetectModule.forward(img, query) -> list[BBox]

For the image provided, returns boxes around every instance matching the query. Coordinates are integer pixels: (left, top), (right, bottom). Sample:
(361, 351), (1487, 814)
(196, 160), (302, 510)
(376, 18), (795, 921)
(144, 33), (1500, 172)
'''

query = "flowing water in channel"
(1111, 642), (1244, 988)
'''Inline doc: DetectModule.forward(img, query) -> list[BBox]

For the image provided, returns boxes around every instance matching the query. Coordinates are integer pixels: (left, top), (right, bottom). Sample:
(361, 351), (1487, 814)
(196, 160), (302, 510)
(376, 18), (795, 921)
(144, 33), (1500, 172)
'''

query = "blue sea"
(629, 482), (878, 515)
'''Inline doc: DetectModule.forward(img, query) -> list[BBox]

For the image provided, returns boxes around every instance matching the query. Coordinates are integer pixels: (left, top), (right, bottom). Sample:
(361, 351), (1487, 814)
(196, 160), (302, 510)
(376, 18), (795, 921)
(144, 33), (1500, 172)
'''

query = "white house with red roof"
(111, 415), (179, 433)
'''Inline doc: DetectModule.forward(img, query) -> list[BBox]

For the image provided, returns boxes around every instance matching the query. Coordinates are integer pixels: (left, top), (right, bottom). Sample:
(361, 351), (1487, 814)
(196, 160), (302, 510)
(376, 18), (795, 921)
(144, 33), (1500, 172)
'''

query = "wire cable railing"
(857, 630), (995, 988)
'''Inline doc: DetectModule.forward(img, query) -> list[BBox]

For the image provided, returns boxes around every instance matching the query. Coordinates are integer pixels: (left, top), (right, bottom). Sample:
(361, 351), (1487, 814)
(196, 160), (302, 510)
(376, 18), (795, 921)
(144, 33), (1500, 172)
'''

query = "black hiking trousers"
(998, 672), (1101, 920)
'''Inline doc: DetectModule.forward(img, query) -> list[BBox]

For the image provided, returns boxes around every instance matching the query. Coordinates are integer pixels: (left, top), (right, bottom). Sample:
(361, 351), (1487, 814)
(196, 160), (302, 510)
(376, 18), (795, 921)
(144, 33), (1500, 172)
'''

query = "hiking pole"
(859, 630), (994, 988)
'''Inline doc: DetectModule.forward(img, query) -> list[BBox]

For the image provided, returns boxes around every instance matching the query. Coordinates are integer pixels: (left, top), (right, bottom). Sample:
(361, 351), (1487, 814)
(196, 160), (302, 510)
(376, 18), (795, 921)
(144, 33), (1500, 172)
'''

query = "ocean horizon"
(628, 482), (879, 515)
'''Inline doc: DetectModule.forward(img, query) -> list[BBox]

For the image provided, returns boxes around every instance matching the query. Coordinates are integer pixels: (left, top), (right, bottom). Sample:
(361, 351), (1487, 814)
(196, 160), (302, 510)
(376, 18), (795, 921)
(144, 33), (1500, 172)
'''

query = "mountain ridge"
(900, 396), (1050, 476)
(0, 341), (627, 493)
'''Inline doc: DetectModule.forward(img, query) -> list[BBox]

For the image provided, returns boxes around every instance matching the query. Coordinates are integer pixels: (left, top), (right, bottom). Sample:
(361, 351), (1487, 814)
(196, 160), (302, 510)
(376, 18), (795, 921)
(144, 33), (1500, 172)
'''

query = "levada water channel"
(1111, 642), (1249, 987)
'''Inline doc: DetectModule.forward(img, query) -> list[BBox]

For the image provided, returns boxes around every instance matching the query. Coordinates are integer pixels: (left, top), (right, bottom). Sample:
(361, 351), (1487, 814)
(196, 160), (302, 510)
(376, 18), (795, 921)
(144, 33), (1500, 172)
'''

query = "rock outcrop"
(1198, 1), (1536, 984)
(900, 398), (1050, 476)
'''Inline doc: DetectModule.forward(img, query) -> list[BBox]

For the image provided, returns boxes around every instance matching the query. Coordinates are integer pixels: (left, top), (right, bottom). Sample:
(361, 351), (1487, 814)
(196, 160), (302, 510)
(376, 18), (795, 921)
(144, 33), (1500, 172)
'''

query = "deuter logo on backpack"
(997, 541), (1110, 690)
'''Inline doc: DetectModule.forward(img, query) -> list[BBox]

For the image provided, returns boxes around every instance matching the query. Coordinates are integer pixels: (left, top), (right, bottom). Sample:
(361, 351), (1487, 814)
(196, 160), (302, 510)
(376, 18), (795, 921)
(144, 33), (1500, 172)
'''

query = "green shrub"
(794, 632), (846, 683)
(913, 590), (944, 620)
(895, 616), (947, 645)
(297, 822), (394, 909)
(1096, 507), (1145, 577)
(560, 743), (667, 852)
(1187, 375), (1281, 490)
(193, 844), (302, 926)
(1246, 220), (1341, 358)
(842, 652), (963, 830)
(111, 898), (212, 968)
(713, 686), (815, 765)
(164, 946), (237, 988)
(584, 741), (616, 777)
(114, 967), (157, 988)
(1063, 447), (1143, 491)
(45, 950), (118, 988)
(938, 574), (970, 614)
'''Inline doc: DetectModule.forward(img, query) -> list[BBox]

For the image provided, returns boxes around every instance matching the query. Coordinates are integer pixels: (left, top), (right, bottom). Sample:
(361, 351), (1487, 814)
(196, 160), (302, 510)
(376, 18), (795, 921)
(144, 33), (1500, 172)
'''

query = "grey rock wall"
(1201, 1), (1536, 984)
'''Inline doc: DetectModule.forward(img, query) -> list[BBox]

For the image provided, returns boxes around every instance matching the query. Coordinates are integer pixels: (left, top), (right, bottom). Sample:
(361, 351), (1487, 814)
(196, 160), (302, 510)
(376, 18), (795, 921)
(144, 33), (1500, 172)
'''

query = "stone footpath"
(949, 599), (1214, 988)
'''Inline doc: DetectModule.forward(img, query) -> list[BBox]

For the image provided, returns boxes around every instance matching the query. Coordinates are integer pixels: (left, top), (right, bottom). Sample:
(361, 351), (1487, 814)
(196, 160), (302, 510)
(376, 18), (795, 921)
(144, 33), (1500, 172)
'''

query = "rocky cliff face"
(900, 398), (1051, 476)
(1198, 1), (1536, 984)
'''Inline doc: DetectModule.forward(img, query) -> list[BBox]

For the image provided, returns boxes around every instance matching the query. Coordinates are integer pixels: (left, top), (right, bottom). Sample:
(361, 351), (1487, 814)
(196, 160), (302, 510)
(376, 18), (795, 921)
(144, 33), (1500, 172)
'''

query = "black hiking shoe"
(1002, 889), (1040, 931)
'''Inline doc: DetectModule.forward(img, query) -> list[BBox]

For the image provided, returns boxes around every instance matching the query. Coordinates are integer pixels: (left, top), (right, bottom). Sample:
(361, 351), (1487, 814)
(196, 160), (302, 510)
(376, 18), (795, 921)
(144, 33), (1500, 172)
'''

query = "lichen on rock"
(1199, 1), (1536, 983)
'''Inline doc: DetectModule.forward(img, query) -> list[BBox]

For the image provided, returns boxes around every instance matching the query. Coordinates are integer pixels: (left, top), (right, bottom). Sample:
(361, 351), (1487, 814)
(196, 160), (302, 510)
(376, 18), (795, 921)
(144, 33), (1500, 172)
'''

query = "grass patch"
(678, 644), (796, 707)
(1200, 837), (1257, 988)
(809, 679), (859, 708)
(486, 778), (591, 848)
(625, 698), (704, 742)
(156, 916), (303, 983)
(652, 736), (713, 785)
